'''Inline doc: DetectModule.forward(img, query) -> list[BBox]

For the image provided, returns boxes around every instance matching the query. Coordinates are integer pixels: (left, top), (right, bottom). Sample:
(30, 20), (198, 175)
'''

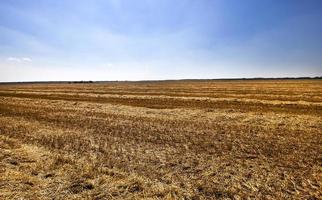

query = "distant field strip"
(0, 91), (321, 115)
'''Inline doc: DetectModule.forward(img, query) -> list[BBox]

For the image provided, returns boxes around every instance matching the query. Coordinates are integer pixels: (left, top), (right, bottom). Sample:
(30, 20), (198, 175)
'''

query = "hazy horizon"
(1, 0), (322, 82)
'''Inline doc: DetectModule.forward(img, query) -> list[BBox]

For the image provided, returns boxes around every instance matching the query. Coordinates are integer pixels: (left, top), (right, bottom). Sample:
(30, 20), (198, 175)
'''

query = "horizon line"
(0, 76), (321, 84)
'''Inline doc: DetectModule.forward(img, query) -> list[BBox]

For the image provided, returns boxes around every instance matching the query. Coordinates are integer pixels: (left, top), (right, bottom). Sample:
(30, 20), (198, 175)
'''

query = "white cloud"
(106, 62), (114, 67)
(7, 57), (21, 62)
(7, 57), (32, 62)
(22, 57), (32, 62)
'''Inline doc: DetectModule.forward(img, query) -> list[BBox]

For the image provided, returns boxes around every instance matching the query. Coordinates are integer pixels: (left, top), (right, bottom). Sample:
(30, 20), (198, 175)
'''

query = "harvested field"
(0, 79), (321, 199)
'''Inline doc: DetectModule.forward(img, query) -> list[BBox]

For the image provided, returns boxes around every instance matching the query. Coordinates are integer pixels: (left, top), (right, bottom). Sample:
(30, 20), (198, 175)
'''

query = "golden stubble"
(0, 79), (321, 199)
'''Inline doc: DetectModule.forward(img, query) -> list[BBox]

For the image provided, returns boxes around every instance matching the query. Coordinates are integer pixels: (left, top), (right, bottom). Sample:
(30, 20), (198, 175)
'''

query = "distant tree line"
(68, 80), (94, 84)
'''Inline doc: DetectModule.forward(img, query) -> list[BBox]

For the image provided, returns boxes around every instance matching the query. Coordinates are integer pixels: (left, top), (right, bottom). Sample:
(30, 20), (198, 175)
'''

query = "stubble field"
(0, 79), (321, 199)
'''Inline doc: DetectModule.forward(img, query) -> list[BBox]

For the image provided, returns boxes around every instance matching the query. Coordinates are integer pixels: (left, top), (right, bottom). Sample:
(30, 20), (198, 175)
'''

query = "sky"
(0, 0), (322, 82)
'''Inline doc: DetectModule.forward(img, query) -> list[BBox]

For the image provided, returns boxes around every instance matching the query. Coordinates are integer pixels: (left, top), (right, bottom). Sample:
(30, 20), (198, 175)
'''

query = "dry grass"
(0, 79), (321, 199)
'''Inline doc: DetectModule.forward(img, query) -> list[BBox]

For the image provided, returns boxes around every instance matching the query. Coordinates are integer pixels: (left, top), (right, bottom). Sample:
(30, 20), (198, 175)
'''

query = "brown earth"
(0, 79), (321, 199)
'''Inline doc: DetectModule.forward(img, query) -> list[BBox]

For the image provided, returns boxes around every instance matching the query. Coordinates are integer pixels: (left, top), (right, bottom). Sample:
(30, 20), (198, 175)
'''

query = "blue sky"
(0, 0), (322, 81)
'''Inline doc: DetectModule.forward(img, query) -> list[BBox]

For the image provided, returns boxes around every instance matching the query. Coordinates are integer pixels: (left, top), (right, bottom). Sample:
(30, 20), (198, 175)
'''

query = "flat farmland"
(0, 79), (321, 199)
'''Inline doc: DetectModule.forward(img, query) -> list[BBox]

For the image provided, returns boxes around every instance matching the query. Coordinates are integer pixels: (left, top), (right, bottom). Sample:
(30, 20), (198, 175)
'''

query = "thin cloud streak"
(7, 56), (32, 62)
